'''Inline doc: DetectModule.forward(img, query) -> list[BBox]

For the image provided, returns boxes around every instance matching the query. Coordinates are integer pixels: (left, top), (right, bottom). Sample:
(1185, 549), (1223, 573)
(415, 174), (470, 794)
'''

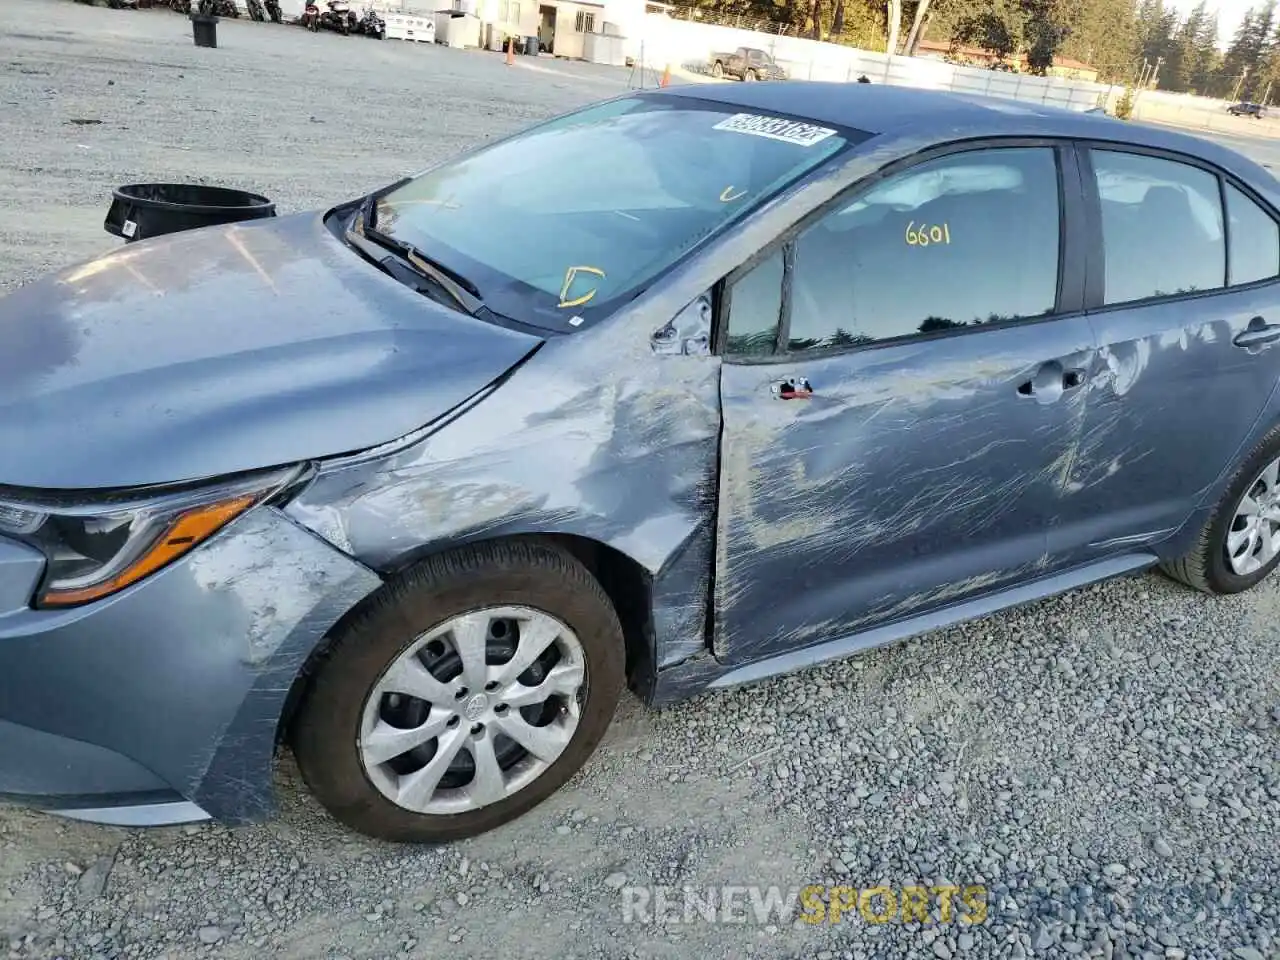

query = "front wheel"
(711, 60), (723, 78)
(1162, 425), (1280, 594)
(292, 540), (625, 843)
(744, 69), (757, 81)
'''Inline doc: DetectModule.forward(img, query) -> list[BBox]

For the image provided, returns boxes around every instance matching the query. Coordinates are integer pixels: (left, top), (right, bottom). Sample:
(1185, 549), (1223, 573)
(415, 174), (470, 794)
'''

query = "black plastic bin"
(104, 183), (276, 243)
(191, 13), (218, 48)
(523, 35), (538, 55)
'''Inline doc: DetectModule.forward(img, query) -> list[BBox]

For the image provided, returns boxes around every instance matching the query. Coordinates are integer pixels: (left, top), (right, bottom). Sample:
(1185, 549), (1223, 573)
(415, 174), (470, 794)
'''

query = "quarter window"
(1091, 150), (1225, 305)
(1226, 183), (1280, 286)
(785, 147), (1061, 352)
(724, 249), (783, 356)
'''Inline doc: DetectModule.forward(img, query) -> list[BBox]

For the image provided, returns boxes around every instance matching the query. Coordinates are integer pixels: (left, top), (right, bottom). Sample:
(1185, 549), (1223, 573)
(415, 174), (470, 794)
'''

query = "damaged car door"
(1047, 147), (1280, 566)
(712, 144), (1098, 663)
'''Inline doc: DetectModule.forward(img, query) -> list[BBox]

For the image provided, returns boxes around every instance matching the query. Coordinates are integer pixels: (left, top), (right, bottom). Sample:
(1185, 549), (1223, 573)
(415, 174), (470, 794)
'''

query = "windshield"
(372, 95), (861, 330)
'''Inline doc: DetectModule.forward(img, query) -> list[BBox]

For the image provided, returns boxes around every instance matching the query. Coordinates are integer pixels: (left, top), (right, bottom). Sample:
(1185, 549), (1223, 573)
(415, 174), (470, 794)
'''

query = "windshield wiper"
(347, 193), (485, 316)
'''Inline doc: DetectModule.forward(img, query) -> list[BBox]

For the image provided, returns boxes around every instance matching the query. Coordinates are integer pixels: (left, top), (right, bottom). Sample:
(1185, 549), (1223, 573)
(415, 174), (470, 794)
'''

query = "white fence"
(630, 15), (1263, 128)
(627, 17), (1108, 111)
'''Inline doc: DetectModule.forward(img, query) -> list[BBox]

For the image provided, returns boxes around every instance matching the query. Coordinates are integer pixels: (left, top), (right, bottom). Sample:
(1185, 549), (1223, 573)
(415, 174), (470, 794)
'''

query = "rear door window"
(1090, 150), (1226, 305)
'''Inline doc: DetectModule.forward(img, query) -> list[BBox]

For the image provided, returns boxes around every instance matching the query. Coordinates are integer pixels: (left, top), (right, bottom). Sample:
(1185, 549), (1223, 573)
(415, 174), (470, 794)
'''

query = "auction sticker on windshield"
(712, 113), (837, 146)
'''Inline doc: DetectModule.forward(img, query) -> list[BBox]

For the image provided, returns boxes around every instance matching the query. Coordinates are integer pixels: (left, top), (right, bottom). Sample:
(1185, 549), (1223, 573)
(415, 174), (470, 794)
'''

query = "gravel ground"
(2, 3), (1280, 959)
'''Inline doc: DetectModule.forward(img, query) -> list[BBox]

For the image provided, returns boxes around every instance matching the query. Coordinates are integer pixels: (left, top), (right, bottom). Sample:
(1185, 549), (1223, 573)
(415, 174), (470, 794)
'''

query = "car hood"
(0, 212), (543, 490)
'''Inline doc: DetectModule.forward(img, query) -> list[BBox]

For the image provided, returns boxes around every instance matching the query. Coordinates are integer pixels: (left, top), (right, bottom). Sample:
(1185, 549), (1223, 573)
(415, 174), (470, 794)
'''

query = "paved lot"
(2, 3), (1279, 959)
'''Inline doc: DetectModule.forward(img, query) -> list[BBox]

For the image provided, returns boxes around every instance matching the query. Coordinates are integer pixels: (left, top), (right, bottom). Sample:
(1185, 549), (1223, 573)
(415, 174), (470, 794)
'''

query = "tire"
(1161, 425), (1280, 594)
(711, 60), (723, 79)
(744, 69), (757, 81)
(292, 539), (625, 843)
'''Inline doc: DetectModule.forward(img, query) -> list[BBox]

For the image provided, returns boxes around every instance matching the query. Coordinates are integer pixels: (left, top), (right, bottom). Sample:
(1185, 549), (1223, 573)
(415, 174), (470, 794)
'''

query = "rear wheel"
(744, 68), (757, 81)
(292, 540), (625, 843)
(1161, 426), (1280, 594)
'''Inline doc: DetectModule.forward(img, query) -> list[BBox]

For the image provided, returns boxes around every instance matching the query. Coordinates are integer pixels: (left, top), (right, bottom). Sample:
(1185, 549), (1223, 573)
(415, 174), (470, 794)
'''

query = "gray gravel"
(3, 2), (1280, 958)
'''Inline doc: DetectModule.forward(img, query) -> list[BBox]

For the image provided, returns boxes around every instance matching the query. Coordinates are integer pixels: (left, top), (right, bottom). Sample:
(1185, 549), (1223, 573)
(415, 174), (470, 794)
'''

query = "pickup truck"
(1228, 101), (1267, 118)
(708, 46), (788, 82)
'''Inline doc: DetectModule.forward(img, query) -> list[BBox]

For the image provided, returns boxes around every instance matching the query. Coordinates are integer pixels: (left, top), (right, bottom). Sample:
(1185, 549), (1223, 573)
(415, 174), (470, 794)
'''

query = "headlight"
(0, 466), (303, 609)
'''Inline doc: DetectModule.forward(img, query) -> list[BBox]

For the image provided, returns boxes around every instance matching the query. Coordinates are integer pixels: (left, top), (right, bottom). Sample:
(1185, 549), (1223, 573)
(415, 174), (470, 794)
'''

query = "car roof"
(651, 82), (1280, 201)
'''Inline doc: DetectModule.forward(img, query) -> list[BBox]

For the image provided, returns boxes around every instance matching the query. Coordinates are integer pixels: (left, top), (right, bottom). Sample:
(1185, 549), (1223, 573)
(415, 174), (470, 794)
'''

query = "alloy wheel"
(1225, 455), (1280, 575)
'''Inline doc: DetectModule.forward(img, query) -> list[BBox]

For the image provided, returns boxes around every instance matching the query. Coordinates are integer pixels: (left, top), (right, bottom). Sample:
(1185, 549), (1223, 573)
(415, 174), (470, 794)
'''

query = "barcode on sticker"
(122, 220), (137, 238)
(712, 113), (836, 146)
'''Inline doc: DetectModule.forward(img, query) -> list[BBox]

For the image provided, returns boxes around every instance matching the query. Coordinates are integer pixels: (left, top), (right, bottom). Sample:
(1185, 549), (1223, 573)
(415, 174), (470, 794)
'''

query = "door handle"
(1233, 317), (1280, 349)
(1016, 360), (1087, 404)
(770, 377), (812, 399)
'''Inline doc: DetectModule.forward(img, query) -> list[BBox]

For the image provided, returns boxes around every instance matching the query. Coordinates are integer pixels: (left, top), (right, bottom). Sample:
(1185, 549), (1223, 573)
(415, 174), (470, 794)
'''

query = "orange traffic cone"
(506, 36), (515, 65)
(660, 63), (671, 87)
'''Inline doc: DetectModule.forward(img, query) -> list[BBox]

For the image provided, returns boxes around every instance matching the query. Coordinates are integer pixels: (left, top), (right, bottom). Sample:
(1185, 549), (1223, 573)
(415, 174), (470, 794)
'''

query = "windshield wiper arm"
(345, 227), (474, 315)
(348, 194), (484, 315)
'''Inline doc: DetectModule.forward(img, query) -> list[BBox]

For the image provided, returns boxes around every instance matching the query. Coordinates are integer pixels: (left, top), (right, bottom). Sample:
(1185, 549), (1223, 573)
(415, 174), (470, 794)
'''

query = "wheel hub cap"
(357, 606), (587, 816)
(1226, 455), (1280, 576)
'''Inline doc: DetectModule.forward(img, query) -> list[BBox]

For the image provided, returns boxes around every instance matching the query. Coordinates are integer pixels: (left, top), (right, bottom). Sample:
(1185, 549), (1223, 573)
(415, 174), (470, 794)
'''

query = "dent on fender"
(286, 285), (725, 675)
(0, 508), (381, 824)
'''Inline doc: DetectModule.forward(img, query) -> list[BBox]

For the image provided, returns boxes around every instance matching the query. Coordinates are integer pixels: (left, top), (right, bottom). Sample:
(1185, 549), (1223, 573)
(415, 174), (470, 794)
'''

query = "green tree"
(1022, 0), (1070, 73)
(952, 3), (1019, 58)
(1219, 4), (1275, 100)
(1188, 8), (1221, 92)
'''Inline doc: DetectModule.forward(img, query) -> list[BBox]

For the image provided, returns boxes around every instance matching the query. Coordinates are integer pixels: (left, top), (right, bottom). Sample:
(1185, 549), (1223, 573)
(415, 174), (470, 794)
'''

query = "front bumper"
(0, 506), (381, 825)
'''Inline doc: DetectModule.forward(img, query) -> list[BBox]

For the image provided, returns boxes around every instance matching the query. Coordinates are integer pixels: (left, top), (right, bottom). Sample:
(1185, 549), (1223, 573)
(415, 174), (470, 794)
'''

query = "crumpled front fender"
(0, 507), (382, 823)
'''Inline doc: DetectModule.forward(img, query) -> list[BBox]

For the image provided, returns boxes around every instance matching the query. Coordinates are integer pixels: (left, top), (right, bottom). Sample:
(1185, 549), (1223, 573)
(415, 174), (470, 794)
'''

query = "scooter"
(198, 0), (239, 15)
(319, 0), (354, 34)
(264, 0), (282, 21)
(301, 0), (320, 30)
(246, 0), (266, 20)
(358, 8), (385, 37)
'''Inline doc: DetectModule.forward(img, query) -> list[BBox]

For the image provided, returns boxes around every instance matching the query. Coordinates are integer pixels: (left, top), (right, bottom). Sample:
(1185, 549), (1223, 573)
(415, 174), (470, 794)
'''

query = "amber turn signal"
(39, 494), (257, 607)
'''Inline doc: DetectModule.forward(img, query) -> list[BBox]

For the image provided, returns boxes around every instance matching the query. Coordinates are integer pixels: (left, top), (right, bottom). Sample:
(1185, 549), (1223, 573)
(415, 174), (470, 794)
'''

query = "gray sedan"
(4, 83), (1280, 842)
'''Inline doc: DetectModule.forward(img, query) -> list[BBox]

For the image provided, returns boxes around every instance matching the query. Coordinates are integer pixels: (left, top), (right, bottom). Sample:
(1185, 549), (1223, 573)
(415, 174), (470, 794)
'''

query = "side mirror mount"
(651, 292), (712, 356)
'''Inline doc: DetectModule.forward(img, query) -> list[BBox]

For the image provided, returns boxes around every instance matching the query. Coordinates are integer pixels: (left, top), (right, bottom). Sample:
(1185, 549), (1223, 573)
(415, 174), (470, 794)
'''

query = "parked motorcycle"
(197, 0), (239, 16)
(301, 0), (320, 30)
(246, 0), (266, 20)
(358, 8), (385, 37)
(318, 0), (356, 34)
(264, 0), (282, 21)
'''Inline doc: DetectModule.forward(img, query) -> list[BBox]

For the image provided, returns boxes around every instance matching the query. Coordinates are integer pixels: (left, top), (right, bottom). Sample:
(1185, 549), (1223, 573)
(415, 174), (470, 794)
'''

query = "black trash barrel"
(523, 35), (538, 55)
(191, 13), (218, 48)
(104, 183), (276, 242)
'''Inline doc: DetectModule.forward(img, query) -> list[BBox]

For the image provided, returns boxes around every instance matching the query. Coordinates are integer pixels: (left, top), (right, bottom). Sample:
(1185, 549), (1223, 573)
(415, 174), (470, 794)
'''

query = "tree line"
(683, 0), (1280, 96)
